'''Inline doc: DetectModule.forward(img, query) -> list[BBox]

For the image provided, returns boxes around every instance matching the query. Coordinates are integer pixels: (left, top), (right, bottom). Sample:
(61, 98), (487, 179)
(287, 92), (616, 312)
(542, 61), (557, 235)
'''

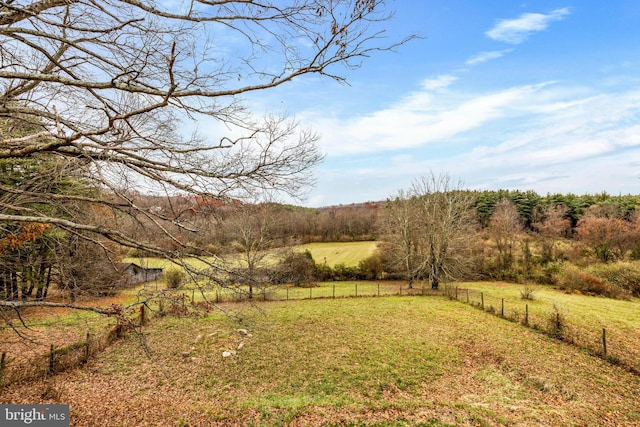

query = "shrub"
(547, 304), (566, 339)
(271, 250), (316, 286)
(587, 262), (640, 297)
(332, 263), (360, 281)
(358, 254), (384, 280)
(520, 284), (536, 300)
(164, 269), (186, 289)
(314, 263), (335, 281)
(555, 263), (627, 298)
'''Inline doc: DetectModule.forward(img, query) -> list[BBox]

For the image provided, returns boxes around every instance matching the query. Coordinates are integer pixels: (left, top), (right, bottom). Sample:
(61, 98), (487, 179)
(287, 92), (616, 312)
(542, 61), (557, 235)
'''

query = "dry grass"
(298, 241), (379, 267)
(2, 296), (640, 426)
(453, 282), (640, 372)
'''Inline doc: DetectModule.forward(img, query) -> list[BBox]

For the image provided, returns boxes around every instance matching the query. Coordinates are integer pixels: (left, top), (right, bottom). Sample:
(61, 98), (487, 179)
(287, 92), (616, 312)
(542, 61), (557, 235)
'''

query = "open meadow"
(2, 293), (640, 426)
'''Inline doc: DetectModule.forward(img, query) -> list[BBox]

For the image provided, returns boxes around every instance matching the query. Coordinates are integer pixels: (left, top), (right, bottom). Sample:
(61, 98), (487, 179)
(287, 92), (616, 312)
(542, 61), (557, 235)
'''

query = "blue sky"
(246, 1), (640, 206)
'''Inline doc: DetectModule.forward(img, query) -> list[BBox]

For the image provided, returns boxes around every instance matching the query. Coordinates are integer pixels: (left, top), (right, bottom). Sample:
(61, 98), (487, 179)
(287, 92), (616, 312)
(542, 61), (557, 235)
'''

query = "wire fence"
(2, 281), (638, 388)
(0, 325), (129, 388)
(200, 281), (440, 303)
(444, 285), (640, 375)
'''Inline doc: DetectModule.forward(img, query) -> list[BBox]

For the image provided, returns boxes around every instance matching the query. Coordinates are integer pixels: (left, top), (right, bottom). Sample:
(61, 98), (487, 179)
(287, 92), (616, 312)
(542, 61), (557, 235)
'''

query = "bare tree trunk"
(9, 268), (19, 301)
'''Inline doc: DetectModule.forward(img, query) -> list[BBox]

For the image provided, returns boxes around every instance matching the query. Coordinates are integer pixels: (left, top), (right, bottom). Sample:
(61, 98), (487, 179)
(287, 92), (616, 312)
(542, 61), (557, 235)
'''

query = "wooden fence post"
(602, 328), (607, 357)
(501, 298), (504, 317)
(481, 292), (484, 310)
(399, 285), (402, 296)
(525, 304), (529, 325)
(0, 352), (6, 386)
(333, 284), (335, 299)
(455, 287), (458, 300)
(286, 287), (289, 301)
(466, 289), (469, 304)
(378, 283), (380, 296)
(355, 283), (358, 297)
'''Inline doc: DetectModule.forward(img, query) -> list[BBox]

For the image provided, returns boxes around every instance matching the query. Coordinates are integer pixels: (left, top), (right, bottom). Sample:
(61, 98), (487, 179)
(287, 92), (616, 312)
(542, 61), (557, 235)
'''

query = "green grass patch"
(5, 295), (640, 426)
(298, 241), (379, 267)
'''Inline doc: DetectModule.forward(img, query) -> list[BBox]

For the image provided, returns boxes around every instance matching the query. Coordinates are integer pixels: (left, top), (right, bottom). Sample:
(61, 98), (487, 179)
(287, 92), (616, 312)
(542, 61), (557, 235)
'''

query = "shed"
(119, 263), (164, 284)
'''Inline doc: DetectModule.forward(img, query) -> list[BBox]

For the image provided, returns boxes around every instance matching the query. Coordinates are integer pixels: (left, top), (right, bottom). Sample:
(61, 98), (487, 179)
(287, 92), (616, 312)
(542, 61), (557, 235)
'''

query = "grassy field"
(298, 241), (379, 267)
(123, 241), (380, 271)
(3, 294), (640, 426)
(454, 281), (640, 372)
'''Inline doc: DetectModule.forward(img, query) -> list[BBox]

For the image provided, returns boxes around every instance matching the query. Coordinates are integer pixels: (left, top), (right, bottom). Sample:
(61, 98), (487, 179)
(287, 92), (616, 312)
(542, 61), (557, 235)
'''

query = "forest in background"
(3, 185), (640, 304)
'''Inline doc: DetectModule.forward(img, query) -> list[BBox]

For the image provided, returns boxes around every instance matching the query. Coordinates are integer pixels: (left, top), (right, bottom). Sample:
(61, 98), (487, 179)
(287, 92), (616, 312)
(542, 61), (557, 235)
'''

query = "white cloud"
(308, 82), (553, 156)
(420, 74), (458, 91)
(465, 49), (512, 65)
(486, 8), (571, 44)
(305, 79), (640, 204)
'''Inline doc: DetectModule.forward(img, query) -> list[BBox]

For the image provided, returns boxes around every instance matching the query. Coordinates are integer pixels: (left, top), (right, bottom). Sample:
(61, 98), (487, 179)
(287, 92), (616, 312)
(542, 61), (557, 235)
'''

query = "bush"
(547, 304), (566, 339)
(270, 250), (316, 286)
(587, 262), (640, 297)
(358, 254), (384, 280)
(555, 263), (627, 298)
(332, 263), (361, 281)
(314, 263), (335, 281)
(164, 269), (186, 289)
(520, 284), (536, 300)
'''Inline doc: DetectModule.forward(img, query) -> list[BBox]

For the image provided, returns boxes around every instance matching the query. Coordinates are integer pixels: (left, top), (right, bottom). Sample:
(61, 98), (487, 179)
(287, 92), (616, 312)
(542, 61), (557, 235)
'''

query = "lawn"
(298, 241), (379, 267)
(3, 295), (640, 426)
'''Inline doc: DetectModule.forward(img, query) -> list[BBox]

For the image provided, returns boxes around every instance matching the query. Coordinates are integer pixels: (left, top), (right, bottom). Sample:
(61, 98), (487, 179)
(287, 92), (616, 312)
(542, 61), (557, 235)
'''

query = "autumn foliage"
(0, 222), (50, 252)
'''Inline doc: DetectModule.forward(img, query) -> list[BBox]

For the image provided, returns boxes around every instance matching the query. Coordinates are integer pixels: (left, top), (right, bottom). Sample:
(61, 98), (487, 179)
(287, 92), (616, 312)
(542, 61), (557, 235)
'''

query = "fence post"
(333, 284), (335, 299)
(355, 283), (358, 297)
(399, 285), (402, 296)
(501, 298), (504, 317)
(455, 287), (458, 300)
(48, 344), (55, 376)
(481, 292), (484, 310)
(378, 283), (380, 296)
(0, 352), (6, 386)
(466, 289), (469, 304)
(602, 328), (607, 357)
(140, 305), (146, 326)
(286, 287), (289, 301)
(525, 304), (529, 325)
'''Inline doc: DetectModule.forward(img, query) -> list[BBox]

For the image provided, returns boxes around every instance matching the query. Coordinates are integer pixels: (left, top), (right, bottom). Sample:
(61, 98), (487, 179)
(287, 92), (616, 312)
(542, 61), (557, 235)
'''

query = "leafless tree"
(378, 189), (421, 287)
(223, 203), (275, 299)
(380, 173), (475, 290)
(0, 0), (413, 310)
(411, 172), (476, 290)
(533, 204), (571, 262)
(1, 0), (411, 246)
(487, 199), (523, 271)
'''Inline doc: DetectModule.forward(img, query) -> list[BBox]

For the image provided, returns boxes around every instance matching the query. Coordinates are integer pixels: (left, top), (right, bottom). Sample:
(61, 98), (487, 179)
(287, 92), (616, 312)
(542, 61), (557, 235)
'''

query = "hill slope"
(3, 296), (639, 426)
